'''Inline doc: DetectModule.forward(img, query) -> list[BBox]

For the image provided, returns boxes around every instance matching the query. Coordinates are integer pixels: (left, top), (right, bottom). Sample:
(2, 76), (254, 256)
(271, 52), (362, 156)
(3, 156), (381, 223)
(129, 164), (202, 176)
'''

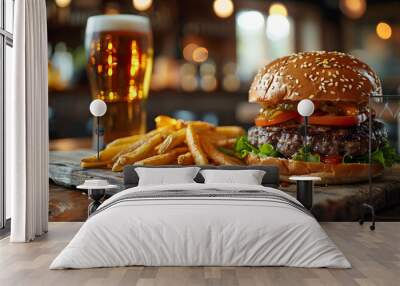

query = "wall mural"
(46, 2), (400, 223)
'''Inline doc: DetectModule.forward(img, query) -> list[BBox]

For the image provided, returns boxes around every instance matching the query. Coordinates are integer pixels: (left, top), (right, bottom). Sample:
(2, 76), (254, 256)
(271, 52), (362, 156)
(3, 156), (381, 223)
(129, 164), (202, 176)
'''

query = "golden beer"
(85, 15), (153, 144)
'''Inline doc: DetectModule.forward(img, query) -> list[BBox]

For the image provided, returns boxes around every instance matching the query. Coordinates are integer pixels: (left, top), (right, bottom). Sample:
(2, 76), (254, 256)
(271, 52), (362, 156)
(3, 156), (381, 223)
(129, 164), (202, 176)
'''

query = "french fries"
(106, 134), (142, 148)
(201, 138), (244, 166)
(215, 126), (245, 138)
(112, 133), (164, 172)
(186, 121), (215, 131)
(81, 159), (113, 169)
(112, 125), (174, 161)
(186, 124), (209, 165)
(112, 137), (150, 162)
(158, 128), (187, 154)
(80, 143), (132, 168)
(201, 132), (226, 144)
(177, 152), (194, 165)
(81, 115), (246, 171)
(135, 147), (188, 166)
(215, 138), (237, 149)
(155, 115), (182, 129)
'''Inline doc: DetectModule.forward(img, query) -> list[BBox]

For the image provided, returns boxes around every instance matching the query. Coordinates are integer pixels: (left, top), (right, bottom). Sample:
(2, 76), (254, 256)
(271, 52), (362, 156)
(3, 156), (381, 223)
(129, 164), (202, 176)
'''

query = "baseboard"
(0, 218), (11, 239)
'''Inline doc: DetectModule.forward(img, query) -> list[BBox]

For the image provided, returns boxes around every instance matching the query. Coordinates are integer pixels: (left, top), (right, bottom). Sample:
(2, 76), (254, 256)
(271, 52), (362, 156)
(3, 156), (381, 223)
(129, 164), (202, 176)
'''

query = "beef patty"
(248, 120), (387, 158)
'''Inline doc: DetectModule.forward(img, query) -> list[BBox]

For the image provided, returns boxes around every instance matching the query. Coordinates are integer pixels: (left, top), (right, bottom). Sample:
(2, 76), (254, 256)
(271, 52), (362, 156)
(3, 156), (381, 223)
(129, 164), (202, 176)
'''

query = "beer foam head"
(86, 14), (151, 35)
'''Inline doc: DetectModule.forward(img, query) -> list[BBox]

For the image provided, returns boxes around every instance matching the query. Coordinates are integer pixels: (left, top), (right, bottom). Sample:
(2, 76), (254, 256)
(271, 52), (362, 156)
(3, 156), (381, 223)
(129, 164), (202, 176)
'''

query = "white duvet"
(50, 183), (350, 269)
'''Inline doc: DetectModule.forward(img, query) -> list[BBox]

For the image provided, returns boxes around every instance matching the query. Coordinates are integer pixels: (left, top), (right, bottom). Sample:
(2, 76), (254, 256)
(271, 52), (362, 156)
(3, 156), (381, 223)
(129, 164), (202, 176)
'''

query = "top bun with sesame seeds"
(249, 51), (382, 105)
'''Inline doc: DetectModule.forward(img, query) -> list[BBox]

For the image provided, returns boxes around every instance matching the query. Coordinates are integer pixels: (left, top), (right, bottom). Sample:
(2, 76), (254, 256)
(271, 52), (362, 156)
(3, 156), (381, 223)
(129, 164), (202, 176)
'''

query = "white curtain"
(7, 0), (49, 242)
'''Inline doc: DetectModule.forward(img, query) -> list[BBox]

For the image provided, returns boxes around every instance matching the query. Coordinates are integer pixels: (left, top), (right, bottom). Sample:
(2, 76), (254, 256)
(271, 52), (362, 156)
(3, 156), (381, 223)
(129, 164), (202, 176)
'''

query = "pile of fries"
(81, 115), (246, 172)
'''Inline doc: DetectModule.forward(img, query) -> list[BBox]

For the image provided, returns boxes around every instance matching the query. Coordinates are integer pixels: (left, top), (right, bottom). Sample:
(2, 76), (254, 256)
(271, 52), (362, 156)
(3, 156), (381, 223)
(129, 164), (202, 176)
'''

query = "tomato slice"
(303, 113), (367, 127)
(322, 155), (342, 164)
(255, 111), (300, 127)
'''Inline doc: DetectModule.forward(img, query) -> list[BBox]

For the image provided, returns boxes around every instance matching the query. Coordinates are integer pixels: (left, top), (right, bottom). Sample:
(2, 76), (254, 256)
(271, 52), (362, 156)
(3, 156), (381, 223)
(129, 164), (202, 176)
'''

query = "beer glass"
(85, 15), (153, 144)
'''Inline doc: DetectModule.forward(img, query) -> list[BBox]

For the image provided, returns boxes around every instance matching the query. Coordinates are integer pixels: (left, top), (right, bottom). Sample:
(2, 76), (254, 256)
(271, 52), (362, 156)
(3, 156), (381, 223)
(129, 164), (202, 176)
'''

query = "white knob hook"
(297, 99), (315, 162)
(90, 99), (107, 161)
(90, 99), (107, 117)
(297, 99), (315, 117)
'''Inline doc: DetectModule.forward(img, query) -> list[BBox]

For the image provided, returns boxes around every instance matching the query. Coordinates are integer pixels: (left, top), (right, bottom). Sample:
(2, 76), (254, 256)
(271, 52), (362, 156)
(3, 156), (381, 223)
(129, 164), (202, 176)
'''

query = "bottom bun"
(246, 154), (384, 185)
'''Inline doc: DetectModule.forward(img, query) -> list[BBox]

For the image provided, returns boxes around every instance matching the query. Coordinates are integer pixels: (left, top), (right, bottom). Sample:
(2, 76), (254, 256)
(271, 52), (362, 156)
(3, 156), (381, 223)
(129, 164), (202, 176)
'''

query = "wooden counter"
(49, 150), (400, 222)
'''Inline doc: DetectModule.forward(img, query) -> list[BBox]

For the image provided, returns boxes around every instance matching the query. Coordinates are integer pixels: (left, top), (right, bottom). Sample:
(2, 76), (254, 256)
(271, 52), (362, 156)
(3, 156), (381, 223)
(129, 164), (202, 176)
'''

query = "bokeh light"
(200, 62), (217, 76)
(223, 74), (240, 92)
(237, 11), (265, 31)
(213, 0), (234, 18)
(376, 22), (392, 40)
(223, 62), (237, 75)
(266, 15), (290, 41)
(192, 47), (209, 63)
(200, 75), (217, 92)
(133, 0), (152, 11)
(173, 110), (196, 121)
(269, 3), (288, 17)
(266, 3), (290, 41)
(55, 0), (71, 8)
(183, 43), (198, 62)
(180, 63), (197, 75)
(181, 75), (198, 92)
(340, 0), (366, 19)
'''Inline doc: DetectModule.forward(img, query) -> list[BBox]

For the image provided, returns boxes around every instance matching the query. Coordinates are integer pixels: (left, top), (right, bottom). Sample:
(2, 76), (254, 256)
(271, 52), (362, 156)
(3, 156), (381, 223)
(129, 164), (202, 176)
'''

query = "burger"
(235, 51), (399, 184)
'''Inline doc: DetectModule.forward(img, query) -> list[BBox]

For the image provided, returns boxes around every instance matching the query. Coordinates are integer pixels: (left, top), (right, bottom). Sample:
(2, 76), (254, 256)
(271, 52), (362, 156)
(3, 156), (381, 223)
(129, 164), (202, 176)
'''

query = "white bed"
(50, 183), (350, 269)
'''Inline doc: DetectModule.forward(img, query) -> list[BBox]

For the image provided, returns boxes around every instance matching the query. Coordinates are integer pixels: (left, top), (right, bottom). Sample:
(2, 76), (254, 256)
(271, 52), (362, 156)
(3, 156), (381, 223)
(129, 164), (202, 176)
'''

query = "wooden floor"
(0, 223), (399, 286)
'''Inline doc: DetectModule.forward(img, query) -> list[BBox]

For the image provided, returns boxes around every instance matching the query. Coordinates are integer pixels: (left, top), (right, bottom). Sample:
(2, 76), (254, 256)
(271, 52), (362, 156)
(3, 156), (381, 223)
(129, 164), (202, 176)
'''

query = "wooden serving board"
(50, 150), (123, 195)
(49, 150), (400, 221)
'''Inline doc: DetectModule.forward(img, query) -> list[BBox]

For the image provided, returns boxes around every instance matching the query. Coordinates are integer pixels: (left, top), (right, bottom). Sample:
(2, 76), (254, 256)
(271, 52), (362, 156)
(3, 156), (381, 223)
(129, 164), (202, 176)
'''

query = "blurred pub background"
(47, 0), (400, 150)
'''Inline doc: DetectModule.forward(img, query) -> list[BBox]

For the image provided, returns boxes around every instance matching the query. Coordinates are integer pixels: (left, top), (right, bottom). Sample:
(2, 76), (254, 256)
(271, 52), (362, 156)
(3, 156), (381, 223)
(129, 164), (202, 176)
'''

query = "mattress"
(50, 183), (350, 269)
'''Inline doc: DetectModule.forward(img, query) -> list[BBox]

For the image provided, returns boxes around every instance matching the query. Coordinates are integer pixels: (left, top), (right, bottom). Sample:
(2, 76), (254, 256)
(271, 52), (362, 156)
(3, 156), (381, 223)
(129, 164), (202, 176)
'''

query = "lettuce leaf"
(259, 143), (281, 157)
(343, 141), (400, 167)
(218, 146), (237, 157)
(234, 136), (258, 158)
(379, 142), (400, 167)
(234, 136), (400, 167)
(234, 136), (281, 159)
(292, 146), (320, 163)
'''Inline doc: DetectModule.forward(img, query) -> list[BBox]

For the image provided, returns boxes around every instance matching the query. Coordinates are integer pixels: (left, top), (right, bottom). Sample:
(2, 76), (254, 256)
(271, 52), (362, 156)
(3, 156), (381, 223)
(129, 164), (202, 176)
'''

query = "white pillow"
(136, 167), (200, 186)
(200, 169), (266, 185)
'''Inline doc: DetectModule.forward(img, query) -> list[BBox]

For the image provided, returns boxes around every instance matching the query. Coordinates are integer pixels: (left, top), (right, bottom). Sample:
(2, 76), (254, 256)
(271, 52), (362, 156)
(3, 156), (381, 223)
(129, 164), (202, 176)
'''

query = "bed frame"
(123, 165), (280, 189)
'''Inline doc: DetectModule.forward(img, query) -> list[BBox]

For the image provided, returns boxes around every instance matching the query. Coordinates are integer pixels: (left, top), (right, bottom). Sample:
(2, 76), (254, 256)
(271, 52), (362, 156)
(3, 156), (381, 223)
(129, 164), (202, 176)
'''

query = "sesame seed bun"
(246, 154), (383, 185)
(249, 51), (382, 105)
